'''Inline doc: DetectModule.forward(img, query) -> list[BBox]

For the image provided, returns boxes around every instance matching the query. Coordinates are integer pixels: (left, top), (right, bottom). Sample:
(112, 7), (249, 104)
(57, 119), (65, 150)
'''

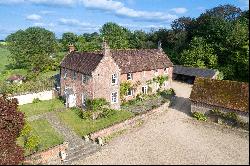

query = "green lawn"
(19, 99), (65, 117)
(57, 109), (134, 136)
(17, 119), (64, 156)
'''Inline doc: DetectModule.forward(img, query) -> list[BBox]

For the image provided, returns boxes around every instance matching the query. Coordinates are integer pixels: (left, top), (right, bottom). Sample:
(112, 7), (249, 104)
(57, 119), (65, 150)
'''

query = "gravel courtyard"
(74, 81), (249, 165)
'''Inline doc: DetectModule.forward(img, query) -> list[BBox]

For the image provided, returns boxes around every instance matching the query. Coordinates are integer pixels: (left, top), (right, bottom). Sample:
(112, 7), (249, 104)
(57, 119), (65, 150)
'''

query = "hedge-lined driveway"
(74, 81), (249, 165)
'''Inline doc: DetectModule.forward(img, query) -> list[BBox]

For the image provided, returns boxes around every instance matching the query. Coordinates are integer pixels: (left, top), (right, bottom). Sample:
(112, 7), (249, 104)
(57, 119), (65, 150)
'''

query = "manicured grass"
(17, 119), (64, 156)
(19, 99), (65, 117)
(57, 109), (134, 136)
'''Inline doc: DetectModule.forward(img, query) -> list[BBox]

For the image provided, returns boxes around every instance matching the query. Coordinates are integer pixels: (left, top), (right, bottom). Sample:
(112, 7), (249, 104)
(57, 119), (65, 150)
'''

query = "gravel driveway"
(74, 81), (249, 165)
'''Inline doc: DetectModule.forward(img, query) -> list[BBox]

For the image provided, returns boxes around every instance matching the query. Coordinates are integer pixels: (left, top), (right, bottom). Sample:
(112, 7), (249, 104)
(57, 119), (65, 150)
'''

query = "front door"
(68, 94), (76, 108)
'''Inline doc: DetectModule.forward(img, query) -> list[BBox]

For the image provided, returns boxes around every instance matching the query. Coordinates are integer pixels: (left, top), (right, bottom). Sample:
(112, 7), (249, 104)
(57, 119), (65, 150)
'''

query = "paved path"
(74, 81), (249, 165)
(27, 110), (85, 150)
(44, 112), (85, 149)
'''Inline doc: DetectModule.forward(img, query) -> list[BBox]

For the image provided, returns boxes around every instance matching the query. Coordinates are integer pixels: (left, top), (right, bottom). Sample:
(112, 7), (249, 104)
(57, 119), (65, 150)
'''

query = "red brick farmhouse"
(60, 42), (173, 109)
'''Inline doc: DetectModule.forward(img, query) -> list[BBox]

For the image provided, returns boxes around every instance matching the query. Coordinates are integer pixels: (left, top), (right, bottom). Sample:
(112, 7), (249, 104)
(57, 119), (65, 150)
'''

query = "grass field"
(17, 119), (64, 156)
(57, 109), (134, 136)
(19, 99), (65, 117)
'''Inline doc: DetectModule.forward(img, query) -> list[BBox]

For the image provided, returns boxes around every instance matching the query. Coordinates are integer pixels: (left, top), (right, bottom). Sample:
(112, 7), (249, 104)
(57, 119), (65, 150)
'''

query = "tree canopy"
(6, 27), (58, 72)
(4, 4), (249, 82)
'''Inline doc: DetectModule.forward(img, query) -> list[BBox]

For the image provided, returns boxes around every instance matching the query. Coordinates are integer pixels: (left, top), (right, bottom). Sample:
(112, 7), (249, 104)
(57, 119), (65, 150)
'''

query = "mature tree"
(100, 22), (130, 49)
(61, 32), (78, 51)
(76, 34), (102, 52)
(6, 27), (58, 72)
(0, 96), (25, 165)
(180, 37), (218, 68)
(129, 30), (152, 49)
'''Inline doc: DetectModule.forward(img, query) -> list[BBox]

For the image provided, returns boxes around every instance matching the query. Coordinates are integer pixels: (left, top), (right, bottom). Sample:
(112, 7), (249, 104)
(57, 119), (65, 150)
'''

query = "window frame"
(82, 93), (87, 108)
(127, 88), (134, 96)
(127, 73), (133, 80)
(111, 73), (118, 85)
(82, 74), (87, 84)
(111, 92), (118, 103)
(142, 85), (148, 94)
(72, 71), (77, 80)
(164, 68), (169, 74)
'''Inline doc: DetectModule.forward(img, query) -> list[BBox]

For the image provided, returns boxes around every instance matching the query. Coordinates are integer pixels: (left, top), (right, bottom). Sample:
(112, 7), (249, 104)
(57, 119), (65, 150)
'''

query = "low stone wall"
(191, 101), (249, 123)
(89, 101), (170, 141)
(8, 90), (55, 105)
(23, 142), (68, 165)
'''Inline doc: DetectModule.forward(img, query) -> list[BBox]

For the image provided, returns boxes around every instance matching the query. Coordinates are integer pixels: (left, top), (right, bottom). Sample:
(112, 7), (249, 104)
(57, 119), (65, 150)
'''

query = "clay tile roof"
(60, 52), (104, 75)
(110, 49), (173, 74)
(173, 65), (217, 78)
(190, 77), (249, 112)
(60, 49), (173, 75)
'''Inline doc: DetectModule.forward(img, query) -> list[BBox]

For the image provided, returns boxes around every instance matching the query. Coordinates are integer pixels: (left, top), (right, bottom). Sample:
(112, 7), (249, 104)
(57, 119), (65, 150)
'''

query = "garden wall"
(23, 142), (68, 165)
(89, 101), (170, 141)
(9, 90), (55, 105)
(191, 101), (249, 123)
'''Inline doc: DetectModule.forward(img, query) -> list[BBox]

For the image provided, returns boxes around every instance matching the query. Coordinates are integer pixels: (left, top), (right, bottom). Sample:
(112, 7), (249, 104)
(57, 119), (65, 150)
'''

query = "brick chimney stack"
(68, 44), (75, 53)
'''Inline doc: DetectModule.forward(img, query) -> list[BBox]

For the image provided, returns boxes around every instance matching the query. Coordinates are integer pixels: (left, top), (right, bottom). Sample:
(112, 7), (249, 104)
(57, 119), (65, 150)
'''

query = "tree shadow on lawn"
(169, 96), (192, 117)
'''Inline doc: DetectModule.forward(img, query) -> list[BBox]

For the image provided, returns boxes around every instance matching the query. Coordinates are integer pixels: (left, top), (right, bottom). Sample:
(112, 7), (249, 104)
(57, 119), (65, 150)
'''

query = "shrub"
(136, 93), (147, 101)
(24, 135), (40, 153)
(81, 111), (93, 120)
(86, 98), (109, 111)
(32, 98), (41, 103)
(20, 123), (40, 154)
(100, 109), (116, 118)
(192, 112), (207, 121)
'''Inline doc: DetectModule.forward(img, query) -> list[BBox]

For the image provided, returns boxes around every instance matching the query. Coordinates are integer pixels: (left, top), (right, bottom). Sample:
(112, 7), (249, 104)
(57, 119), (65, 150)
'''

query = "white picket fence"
(9, 90), (54, 105)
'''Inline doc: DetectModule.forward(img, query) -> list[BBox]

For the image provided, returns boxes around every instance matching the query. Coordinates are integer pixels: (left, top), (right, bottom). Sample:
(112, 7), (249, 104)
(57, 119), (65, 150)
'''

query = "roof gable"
(60, 52), (103, 75)
(190, 77), (249, 112)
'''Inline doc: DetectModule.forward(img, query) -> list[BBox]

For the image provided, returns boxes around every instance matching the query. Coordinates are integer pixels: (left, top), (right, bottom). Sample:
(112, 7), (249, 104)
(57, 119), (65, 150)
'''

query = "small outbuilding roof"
(173, 65), (217, 78)
(190, 77), (249, 112)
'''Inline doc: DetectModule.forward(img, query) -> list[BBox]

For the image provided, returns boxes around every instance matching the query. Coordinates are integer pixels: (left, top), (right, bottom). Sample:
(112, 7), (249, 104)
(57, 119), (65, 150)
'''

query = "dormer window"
(111, 74), (118, 85)
(127, 73), (133, 80)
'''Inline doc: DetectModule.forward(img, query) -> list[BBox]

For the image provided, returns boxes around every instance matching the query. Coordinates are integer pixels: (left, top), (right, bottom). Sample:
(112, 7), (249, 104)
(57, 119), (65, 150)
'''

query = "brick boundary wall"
(23, 142), (68, 165)
(89, 101), (170, 141)
(191, 101), (249, 123)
